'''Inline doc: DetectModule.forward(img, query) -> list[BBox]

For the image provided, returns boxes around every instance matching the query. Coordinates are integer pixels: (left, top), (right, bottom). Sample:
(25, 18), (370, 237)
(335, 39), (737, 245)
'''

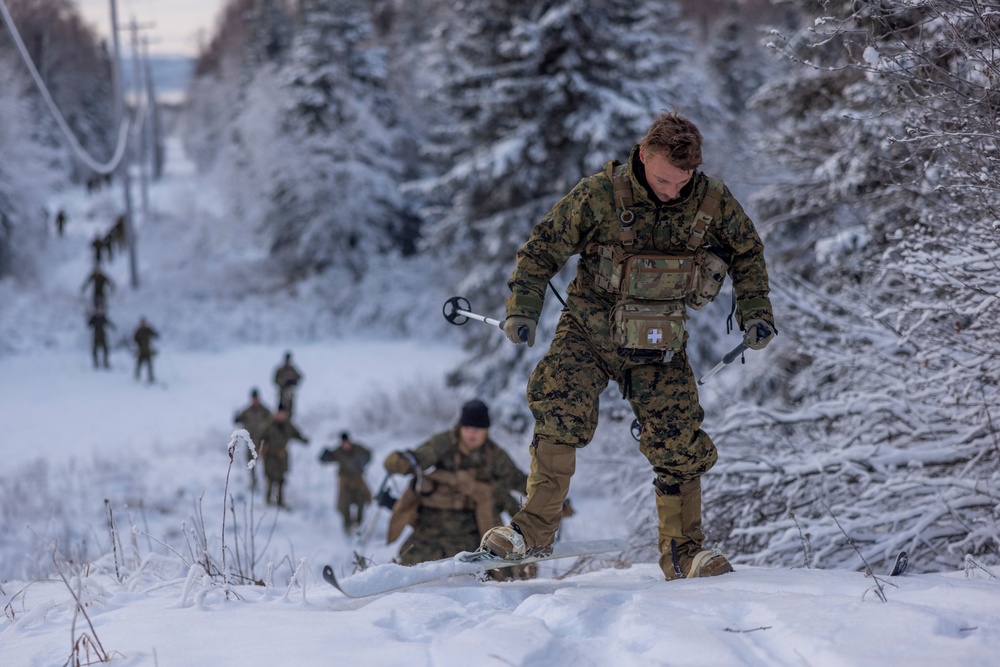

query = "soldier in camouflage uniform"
(383, 399), (528, 566)
(273, 352), (302, 417)
(481, 112), (776, 581)
(87, 305), (115, 369)
(81, 266), (115, 309)
(259, 403), (310, 508)
(133, 317), (159, 384)
(234, 388), (272, 491)
(319, 432), (373, 533)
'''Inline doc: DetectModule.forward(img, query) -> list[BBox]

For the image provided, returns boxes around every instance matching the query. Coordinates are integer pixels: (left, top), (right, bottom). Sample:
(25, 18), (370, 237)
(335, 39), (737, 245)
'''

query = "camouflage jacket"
(82, 270), (115, 298)
(320, 442), (372, 479)
(506, 145), (774, 346)
(133, 325), (158, 356)
(259, 418), (307, 451)
(234, 402), (272, 441)
(274, 363), (302, 389)
(88, 313), (115, 340)
(409, 427), (526, 488)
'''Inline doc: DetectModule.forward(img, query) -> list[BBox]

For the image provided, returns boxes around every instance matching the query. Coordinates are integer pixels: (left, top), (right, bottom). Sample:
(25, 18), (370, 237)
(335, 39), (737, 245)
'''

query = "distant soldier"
(133, 317), (159, 383)
(81, 266), (115, 309)
(320, 432), (373, 533)
(273, 351), (303, 417)
(234, 388), (272, 490)
(382, 399), (528, 566)
(55, 210), (67, 237)
(259, 404), (310, 508)
(87, 305), (115, 369)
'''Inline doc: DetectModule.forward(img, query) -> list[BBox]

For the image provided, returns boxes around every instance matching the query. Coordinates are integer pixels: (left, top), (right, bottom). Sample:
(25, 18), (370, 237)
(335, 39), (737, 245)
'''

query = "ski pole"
(357, 472), (394, 550)
(442, 296), (528, 342)
(697, 323), (768, 386)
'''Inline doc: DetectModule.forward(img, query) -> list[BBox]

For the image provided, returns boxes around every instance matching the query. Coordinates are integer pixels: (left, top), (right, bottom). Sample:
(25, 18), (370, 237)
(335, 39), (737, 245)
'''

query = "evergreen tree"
(259, 0), (416, 277)
(412, 0), (710, 415)
(0, 0), (112, 278)
(700, 0), (1000, 572)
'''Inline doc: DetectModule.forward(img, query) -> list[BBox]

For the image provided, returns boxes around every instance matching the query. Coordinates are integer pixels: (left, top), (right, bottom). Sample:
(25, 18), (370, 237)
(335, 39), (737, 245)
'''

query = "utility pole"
(108, 0), (138, 288)
(142, 36), (164, 180)
(130, 17), (151, 221)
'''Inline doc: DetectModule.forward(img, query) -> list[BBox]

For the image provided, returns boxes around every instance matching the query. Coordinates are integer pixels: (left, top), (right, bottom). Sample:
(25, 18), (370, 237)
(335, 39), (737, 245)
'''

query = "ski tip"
(889, 551), (908, 577)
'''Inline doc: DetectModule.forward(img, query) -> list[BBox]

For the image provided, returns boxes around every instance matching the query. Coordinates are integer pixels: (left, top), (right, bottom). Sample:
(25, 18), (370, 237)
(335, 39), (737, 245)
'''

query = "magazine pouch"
(686, 248), (729, 310)
(622, 253), (697, 300)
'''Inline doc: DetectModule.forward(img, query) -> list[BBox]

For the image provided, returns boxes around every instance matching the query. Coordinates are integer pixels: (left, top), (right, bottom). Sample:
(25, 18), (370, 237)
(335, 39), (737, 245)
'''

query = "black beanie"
(459, 399), (490, 429)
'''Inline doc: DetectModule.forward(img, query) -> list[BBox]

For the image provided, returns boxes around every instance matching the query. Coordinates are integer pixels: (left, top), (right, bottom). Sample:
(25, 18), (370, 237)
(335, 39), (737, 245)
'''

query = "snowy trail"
(2, 131), (998, 667)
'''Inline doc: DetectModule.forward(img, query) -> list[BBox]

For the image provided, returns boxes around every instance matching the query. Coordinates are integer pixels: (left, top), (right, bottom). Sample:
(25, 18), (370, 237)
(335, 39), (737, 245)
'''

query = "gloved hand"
(503, 316), (536, 347)
(743, 319), (776, 350)
(384, 450), (417, 474)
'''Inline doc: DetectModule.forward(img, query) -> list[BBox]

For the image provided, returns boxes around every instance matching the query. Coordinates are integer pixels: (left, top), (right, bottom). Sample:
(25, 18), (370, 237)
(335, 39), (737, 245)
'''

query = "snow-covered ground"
(1, 139), (998, 666)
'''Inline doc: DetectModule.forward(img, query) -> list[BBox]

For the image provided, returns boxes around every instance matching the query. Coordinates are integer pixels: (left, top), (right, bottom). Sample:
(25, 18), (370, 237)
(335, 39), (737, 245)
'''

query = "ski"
(322, 538), (627, 598)
(888, 551), (908, 577)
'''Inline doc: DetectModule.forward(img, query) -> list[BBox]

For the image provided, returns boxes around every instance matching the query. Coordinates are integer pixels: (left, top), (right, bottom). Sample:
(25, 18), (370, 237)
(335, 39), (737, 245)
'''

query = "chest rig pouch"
(593, 163), (728, 358)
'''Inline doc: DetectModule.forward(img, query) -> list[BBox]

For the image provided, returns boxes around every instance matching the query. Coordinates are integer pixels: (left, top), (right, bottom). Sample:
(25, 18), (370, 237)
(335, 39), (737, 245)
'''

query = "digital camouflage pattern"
(234, 400), (272, 487)
(505, 145), (774, 551)
(259, 417), (307, 482)
(320, 441), (373, 531)
(388, 426), (528, 566)
(87, 311), (115, 368)
(234, 402), (273, 450)
(133, 322), (159, 382)
(273, 360), (302, 414)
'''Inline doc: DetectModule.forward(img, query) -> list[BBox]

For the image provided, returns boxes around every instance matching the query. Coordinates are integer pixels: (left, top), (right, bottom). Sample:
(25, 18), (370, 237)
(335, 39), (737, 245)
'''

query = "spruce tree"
(261, 0), (415, 277)
(703, 0), (1000, 572)
(412, 0), (707, 414)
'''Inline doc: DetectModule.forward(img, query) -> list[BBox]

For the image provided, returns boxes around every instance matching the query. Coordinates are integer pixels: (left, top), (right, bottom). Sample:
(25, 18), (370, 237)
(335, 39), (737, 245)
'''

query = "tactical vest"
(591, 161), (729, 358)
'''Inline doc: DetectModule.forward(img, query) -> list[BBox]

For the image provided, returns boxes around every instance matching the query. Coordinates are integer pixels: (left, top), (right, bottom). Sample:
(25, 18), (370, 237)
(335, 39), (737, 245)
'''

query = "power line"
(0, 0), (130, 175)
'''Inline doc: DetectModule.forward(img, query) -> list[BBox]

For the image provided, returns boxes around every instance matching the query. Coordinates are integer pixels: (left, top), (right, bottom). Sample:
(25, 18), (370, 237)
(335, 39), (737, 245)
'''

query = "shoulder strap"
(610, 162), (637, 248)
(686, 177), (723, 252)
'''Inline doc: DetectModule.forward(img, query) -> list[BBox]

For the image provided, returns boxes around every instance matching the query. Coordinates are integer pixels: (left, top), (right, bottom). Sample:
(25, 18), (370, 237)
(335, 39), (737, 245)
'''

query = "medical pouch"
(611, 299), (688, 351)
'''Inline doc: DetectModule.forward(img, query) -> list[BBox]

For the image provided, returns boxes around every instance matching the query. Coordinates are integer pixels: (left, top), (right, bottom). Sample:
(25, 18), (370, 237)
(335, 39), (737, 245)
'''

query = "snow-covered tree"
(413, 0), (714, 415)
(698, 0), (1000, 573)
(0, 0), (112, 278)
(230, 0), (414, 277)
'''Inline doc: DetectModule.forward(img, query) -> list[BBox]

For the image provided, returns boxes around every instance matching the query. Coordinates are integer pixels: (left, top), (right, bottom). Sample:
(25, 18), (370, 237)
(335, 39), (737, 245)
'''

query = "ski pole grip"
(497, 319), (529, 342)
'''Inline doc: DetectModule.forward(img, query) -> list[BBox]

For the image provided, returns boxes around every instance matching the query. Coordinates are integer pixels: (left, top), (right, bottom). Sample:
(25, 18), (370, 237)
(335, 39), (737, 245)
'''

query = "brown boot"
(508, 439), (576, 551)
(656, 478), (733, 580)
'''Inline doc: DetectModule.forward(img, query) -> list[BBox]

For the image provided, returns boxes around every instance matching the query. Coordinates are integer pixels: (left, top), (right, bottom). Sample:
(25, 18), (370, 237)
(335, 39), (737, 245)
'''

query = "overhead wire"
(0, 0), (131, 175)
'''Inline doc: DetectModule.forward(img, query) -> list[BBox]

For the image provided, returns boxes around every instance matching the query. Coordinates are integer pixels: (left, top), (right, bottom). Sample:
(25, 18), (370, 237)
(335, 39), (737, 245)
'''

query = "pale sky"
(75, 0), (227, 57)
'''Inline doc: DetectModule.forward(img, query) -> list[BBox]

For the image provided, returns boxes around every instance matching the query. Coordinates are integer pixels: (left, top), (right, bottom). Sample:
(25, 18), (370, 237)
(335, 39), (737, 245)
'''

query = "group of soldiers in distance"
(79, 212), (158, 382)
(233, 361), (545, 571)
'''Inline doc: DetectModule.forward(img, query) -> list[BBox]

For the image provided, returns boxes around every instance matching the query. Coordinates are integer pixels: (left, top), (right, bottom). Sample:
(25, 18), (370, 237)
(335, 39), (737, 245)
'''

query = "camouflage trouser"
(337, 476), (372, 529)
(263, 446), (289, 482)
(399, 507), (480, 565)
(513, 314), (717, 548)
(527, 314), (717, 485)
(92, 337), (109, 368)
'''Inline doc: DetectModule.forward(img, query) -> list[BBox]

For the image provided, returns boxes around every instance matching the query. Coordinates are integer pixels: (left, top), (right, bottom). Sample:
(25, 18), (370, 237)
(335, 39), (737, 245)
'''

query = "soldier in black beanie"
(381, 399), (527, 567)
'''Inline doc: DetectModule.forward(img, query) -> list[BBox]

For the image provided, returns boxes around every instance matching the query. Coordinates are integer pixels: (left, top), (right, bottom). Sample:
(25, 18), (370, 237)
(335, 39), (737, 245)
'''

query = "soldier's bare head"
(639, 111), (703, 172)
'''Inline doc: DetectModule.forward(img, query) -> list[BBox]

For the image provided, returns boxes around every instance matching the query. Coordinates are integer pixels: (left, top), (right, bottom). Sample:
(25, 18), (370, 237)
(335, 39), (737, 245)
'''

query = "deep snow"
(0, 138), (998, 667)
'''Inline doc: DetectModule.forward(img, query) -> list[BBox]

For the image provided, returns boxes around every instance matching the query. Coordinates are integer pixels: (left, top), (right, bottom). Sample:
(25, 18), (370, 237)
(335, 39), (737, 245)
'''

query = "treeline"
(0, 0), (116, 278)
(185, 0), (998, 573)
